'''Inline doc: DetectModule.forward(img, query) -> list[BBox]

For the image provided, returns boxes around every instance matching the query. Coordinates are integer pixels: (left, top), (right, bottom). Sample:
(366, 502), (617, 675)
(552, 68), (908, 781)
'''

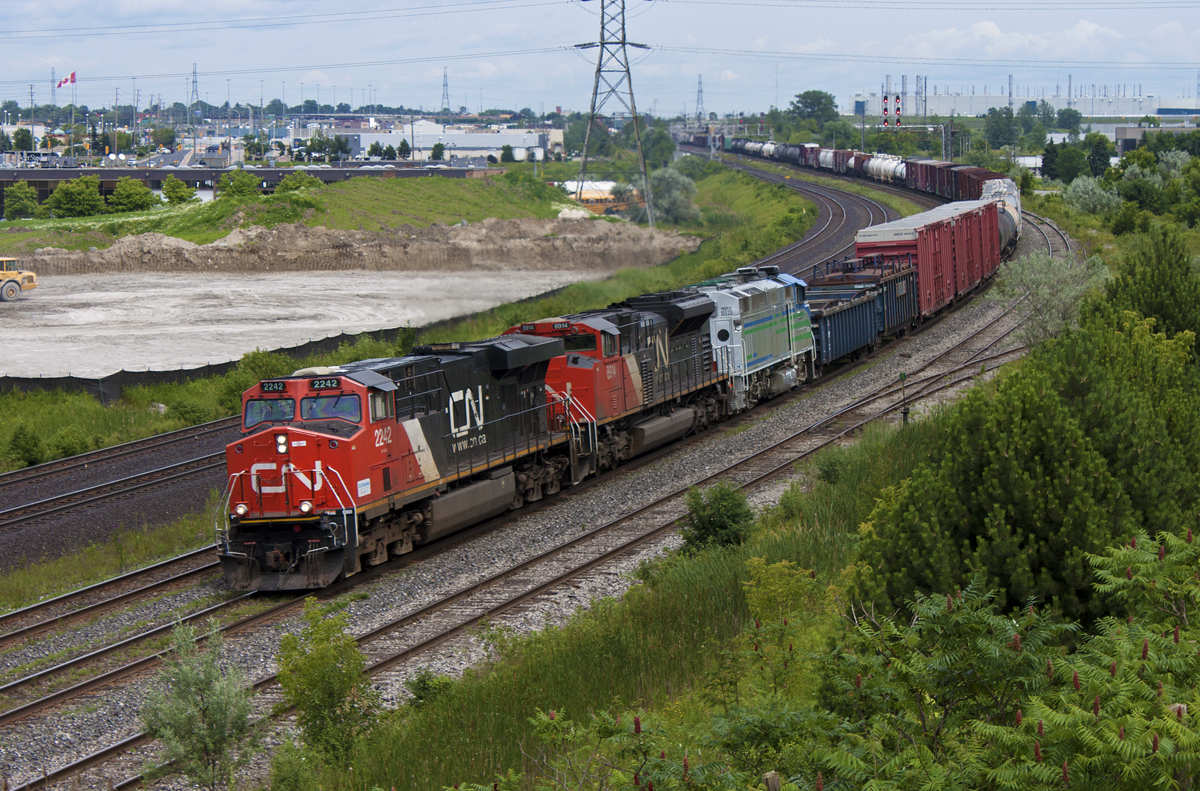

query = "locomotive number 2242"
(374, 427), (393, 447)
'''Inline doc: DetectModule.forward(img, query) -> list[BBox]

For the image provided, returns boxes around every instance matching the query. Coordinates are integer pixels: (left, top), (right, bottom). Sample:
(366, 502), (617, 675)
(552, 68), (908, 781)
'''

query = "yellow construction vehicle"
(0, 258), (37, 301)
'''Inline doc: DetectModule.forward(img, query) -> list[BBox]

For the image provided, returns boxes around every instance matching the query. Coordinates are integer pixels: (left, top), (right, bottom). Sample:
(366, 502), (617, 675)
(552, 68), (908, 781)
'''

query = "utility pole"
(575, 0), (654, 226)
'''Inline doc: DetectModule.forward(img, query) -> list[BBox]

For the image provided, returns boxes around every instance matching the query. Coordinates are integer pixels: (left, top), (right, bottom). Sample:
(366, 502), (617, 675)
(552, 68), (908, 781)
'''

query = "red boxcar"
(854, 200), (1000, 316)
(833, 149), (854, 173)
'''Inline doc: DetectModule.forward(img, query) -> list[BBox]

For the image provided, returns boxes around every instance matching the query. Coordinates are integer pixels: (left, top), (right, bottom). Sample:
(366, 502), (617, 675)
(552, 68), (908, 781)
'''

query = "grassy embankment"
(725, 155), (927, 219)
(274, 419), (952, 791)
(0, 170), (565, 253)
(0, 163), (814, 609)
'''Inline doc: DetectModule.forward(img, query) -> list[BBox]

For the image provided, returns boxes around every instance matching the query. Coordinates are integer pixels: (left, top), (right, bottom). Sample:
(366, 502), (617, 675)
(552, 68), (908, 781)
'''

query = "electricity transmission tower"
(189, 64), (200, 119)
(575, 0), (654, 226)
(441, 68), (450, 113)
(695, 75), (705, 128)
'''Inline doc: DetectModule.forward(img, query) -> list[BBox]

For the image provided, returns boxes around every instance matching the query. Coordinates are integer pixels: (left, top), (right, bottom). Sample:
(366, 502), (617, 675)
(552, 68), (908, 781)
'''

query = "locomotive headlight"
(299, 501), (314, 514)
(275, 433), (288, 453)
(234, 503), (249, 517)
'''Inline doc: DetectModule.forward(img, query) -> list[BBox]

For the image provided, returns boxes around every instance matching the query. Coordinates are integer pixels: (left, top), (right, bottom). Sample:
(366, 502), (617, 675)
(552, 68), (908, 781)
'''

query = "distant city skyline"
(1, 1), (1196, 117)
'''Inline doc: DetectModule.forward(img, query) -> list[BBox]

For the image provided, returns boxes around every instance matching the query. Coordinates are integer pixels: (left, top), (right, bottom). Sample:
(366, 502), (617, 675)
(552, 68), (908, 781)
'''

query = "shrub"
(141, 624), (257, 791)
(48, 426), (91, 459)
(276, 598), (380, 764)
(46, 175), (105, 217)
(108, 176), (159, 212)
(8, 424), (44, 467)
(274, 171), (323, 194)
(217, 170), (262, 199)
(679, 481), (754, 553)
(161, 174), (196, 205)
(3, 180), (38, 220)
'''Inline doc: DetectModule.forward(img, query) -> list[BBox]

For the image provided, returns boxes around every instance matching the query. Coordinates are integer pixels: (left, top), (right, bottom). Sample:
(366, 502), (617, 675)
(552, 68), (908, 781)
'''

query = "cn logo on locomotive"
(449, 386), (485, 438)
(249, 461), (326, 494)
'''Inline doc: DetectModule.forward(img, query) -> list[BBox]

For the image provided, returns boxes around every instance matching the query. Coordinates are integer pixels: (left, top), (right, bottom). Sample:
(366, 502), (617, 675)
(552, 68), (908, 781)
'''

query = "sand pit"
(0, 270), (608, 378)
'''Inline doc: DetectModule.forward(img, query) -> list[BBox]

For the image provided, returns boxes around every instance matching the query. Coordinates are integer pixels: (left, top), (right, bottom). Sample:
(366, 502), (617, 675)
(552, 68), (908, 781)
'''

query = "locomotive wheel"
(0, 281), (17, 302)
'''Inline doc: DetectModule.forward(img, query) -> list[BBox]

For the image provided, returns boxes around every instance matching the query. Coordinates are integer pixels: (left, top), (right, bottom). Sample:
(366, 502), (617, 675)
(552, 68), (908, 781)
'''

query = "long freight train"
(216, 151), (1022, 591)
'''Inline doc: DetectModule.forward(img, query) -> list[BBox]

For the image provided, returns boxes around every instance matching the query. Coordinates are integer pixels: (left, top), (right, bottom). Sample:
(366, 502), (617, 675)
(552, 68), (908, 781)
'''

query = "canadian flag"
(56, 72), (76, 89)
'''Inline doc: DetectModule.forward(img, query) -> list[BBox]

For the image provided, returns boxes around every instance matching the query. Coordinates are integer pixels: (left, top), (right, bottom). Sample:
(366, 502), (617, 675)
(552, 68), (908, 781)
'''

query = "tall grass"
(278, 418), (951, 791)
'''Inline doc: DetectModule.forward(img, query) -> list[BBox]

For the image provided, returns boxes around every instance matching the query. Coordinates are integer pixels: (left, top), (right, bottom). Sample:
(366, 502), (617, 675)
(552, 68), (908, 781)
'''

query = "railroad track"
(1023, 210), (1074, 259)
(5, 293), (1030, 791)
(0, 416), (238, 494)
(0, 455), (225, 532)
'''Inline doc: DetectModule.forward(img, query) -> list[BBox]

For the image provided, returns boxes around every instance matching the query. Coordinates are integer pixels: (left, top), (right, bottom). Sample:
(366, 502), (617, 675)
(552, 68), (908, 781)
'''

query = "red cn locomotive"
(217, 334), (574, 591)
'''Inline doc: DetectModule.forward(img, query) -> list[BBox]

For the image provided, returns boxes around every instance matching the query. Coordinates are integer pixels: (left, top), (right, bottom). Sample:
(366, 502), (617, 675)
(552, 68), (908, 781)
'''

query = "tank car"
(980, 177), (1022, 253)
(216, 334), (573, 591)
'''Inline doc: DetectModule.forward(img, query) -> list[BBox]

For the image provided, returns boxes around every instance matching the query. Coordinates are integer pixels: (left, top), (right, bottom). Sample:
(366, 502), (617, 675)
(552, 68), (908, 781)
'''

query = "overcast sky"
(1, 0), (1196, 117)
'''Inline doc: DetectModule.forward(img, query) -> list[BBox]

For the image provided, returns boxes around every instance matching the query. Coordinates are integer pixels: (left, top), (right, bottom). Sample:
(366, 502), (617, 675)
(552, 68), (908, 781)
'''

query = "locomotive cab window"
(369, 390), (395, 422)
(244, 398), (295, 429)
(602, 333), (617, 357)
(300, 394), (362, 423)
(563, 334), (597, 352)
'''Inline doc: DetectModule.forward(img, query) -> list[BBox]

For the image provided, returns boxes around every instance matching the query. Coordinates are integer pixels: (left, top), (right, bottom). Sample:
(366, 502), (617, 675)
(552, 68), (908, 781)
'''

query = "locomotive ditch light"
(234, 503), (250, 516)
(299, 501), (314, 514)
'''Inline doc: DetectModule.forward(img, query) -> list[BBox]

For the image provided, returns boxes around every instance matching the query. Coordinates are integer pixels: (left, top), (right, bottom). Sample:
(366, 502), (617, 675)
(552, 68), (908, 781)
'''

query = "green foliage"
(855, 308), (1200, 624)
(988, 250), (1108, 345)
(1104, 223), (1200, 357)
(787, 90), (838, 128)
(141, 624), (257, 791)
(404, 668), (454, 709)
(397, 138), (411, 160)
(1055, 146), (1090, 183)
(7, 423), (44, 467)
(107, 176), (159, 213)
(649, 166), (699, 224)
(48, 425), (91, 458)
(3, 180), (38, 220)
(46, 175), (105, 217)
(984, 106), (1018, 149)
(430, 142), (445, 161)
(216, 169), (261, 199)
(1057, 108), (1083, 132)
(1063, 175), (1121, 215)
(12, 127), (33, 151)
(500, 144), (515, 163)
(161, 174), (196, 205)
(274, 171), (323, 194)
(679, 481), (754, 553)
(276, 598), (380, 765)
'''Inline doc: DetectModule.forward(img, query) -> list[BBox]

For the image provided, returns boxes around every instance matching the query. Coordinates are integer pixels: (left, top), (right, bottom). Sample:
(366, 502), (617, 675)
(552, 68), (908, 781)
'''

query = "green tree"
(1063, 175), (1122, 215)
(1057, 107), (1083, 132)
(366, 141), (383, 158)
(984, 106), (1018, 149)
(383, 144), (397, 161)
(12, 127), (33, 151)
(328, 135), (351, 162)
(107, 176), (158, 212)
(276, 598), (380, 764)
(1055, 145), (1089, 183)
(1104, 224), (1200, 357)
(274, 171), (323, 193)
(216, 169), (261, 199)
(141, 624), (257, 791)
(46, 175), (105, 217)
(500, 144), (515, 163)
(648, 166), (699, 224)
(1016, 102), (1036, 134)
(1038, 99), (1057, 128)
(0, 130), (12, 151)
(3, 180), (39, 220)
(1086, 132), (1113, 177)
(1041, 140), (1059, 181)
(430, 142), (445, 161)
(161, 174), (196, 205)
(151, 127), (176, 148)
(787, 90), (838, 128)
(679, 481), (754, 554)
(397, 138), (411, 160)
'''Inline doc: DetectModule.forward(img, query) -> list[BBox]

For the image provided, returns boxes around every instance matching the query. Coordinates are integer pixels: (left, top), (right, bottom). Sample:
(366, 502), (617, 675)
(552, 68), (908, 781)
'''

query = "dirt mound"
(26, 218), (701, 275)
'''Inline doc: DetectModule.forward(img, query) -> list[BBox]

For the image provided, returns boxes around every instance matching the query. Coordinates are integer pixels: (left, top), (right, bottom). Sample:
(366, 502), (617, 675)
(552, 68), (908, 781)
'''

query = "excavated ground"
(2, 218), (701, 378)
